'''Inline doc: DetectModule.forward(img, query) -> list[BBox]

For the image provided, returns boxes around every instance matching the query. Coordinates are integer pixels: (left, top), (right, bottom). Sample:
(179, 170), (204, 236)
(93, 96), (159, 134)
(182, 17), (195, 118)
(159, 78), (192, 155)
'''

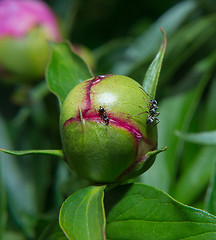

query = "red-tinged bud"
(60, 75), (158, 183)
(0, 0), (62, 82)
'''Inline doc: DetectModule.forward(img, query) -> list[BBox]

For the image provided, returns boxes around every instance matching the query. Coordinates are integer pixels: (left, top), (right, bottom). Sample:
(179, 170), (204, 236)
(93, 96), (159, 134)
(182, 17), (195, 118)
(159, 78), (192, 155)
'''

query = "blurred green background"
(1, 0), (216, 239)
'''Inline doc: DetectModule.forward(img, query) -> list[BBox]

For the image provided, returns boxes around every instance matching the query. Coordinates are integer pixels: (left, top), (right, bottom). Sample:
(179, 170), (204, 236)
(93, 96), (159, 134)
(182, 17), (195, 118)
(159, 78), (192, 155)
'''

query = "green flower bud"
(60, 75), (158, 183)
(0, 0), (61, 83)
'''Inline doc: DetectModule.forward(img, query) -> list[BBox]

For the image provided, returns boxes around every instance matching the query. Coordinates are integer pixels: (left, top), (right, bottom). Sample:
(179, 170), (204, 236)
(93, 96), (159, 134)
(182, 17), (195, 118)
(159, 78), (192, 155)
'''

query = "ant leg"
(133, 111), (149, 116)
(138, 104), (151, 110)
(153, 118), (160, 127)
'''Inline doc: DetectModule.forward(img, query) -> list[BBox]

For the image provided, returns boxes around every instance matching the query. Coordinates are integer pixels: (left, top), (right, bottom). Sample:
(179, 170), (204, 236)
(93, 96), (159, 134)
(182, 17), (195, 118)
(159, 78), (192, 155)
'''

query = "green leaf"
(162, 15), (216, 83)
(0, 149), (6, 240)
(59, 186), (106, 240)
(46, 41), (93, 105)
(105, 183), (216, 240)
(142, 28), (166, 98)
(176, 130), (216, 145)
(0, 148), (64, 158)
(205, 163), (216, 215)
(204, 77), (216, 130)
(139, 91), (192, 192)
(0, 115), (37, 237)
(172, 146), (216, 205)
(153, 54), (214, 192)
(140, 54), (213, 191)
(111, 0), (196, 75)
(3, 232), (25, 240)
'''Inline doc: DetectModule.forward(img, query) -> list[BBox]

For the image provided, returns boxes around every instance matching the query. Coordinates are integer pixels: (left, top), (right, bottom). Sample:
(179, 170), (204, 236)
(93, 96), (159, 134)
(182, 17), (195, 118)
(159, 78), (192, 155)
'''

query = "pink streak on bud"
(92, 75), (110, 85)
(0, 0), (61, 40)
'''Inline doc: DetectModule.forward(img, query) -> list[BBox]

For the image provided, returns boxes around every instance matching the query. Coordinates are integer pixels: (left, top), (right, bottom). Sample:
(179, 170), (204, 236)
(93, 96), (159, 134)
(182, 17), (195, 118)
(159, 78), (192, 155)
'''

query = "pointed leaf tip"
(142, 28), (167, 98)
(160, 27), (167, 50)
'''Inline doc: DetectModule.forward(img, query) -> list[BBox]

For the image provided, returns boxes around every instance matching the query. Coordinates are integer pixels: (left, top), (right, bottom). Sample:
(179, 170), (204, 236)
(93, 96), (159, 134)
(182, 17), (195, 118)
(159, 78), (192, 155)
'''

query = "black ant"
(98, 106), (109, 125)
(149, 99), (158, 111)
(146, 99), (160, 126)
(138, 86), (160, 126)
(146, 114), (160, 126)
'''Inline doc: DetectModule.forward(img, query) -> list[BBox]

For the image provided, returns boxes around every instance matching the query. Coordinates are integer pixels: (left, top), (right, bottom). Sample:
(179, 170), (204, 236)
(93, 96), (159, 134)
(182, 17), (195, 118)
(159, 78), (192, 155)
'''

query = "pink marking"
(109, 117), (143, 142)
(62, 74), (155, 181)
(63, 111), (151, 146)
(63, 117), (77, 129)
(92, 75), (111, 85)
(63, 113), (101, 129)
(77, 75), (111, 118)
(81, 80), (94, 117)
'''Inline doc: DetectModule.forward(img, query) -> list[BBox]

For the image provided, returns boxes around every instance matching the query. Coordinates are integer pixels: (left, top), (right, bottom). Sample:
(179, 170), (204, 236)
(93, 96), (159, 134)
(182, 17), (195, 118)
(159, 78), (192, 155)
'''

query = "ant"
(138, 86), (160, 126)
(149, 99), (158, 111)
(146, 114), (160, 126)
(98, 106), (109, 125)
(146, 99), (160, 126)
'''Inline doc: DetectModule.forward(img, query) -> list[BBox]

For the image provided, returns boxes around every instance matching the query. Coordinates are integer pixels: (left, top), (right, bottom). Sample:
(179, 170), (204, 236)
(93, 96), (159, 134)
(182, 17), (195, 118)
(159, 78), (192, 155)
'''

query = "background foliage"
(1, 0), (216, 239)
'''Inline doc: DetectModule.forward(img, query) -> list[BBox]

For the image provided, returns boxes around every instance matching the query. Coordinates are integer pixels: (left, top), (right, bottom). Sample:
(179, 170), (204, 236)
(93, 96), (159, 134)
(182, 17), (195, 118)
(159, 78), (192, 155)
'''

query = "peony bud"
(0, 0), (61, 82)
(60, 75), (158, 183)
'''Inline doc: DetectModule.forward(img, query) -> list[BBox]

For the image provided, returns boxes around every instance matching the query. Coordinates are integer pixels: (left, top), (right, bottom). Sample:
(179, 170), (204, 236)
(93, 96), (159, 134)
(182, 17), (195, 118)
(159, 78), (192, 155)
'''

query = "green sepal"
(119, 146), (167, 181)
(142, 28), (167, 98)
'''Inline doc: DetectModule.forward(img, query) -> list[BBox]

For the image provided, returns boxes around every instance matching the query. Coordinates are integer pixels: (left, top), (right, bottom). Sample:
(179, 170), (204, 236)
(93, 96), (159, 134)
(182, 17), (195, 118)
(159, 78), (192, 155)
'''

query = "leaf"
(0, 148), (64, 158)
(59, 186), (106, 240)
(176, 130), (216, 145)
(52, 0), (79, 38)
(3, 232), (25, 240)
(172, 146), (216, 205)
(0, 149), (7, 240)
(162, 55), (213, 189)
(139, 91), (192, 192)
(39, 219), (67, 240)
(205, 163), (216, 215)
(94, 38), (132, 75)
(111, 0), (196, 75)
(139, 54), (213, 191)
(0, 115), (36, 237)
(162, 15), (216, 83)
(142, 28), (166, 98)
(46, 41), (93, 105)
(204, 77), (216, 130)
(105, 183), (216, 240)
